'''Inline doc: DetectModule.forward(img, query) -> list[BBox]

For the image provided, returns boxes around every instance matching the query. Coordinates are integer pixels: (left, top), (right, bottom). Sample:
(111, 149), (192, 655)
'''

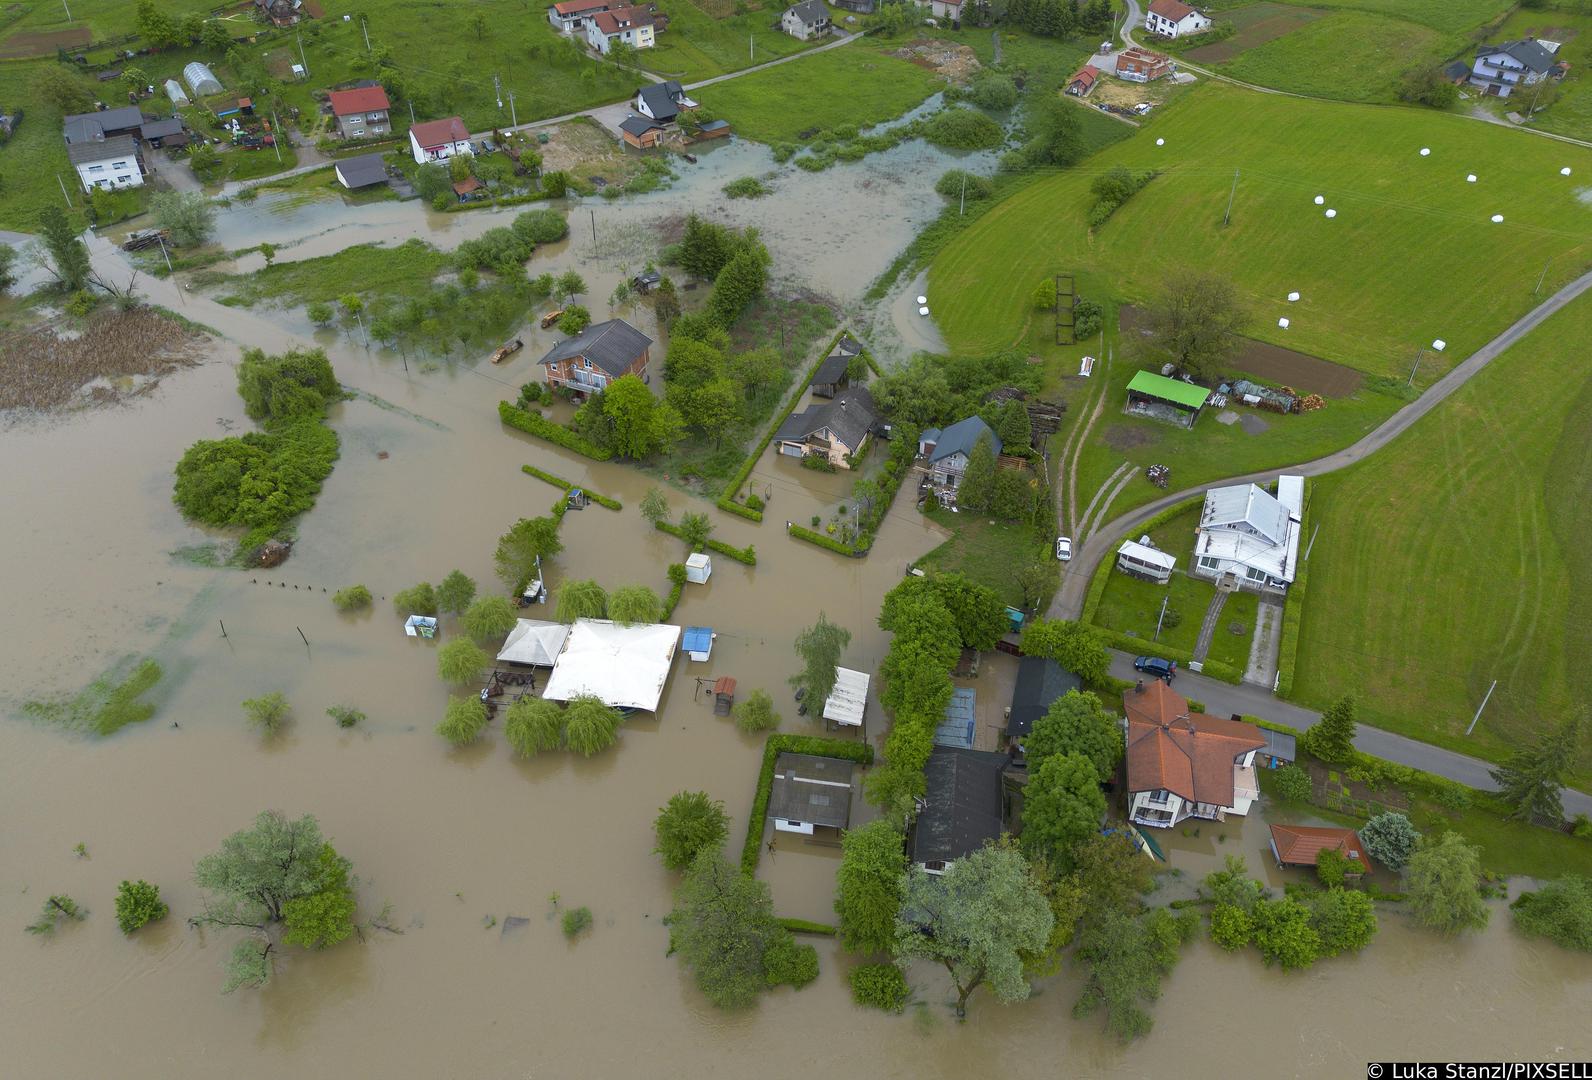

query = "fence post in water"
(297, 626), (310, 655)
(219, 619), (227, 639)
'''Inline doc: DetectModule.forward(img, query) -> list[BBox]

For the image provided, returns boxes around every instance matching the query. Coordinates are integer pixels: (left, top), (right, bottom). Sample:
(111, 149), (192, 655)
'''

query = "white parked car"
(1055, 536), (1072, 561)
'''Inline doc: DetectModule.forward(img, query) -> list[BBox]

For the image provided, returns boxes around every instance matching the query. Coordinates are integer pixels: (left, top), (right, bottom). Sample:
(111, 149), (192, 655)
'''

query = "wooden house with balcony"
(1123, 680), (1265, 829)
(537, 318), (652, 398)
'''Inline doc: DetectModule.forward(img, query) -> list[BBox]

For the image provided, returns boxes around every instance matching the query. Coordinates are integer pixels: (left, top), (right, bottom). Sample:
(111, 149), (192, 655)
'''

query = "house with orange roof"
(1144, 0), (1211, 39)
(547, 0), (610, 34)
(1123, 680), (1266, 828)
(1269, 824), (1374, 876)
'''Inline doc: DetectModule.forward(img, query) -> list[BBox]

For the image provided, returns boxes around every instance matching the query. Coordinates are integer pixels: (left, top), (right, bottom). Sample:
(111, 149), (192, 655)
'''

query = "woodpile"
(1299, 393), (1325, 412)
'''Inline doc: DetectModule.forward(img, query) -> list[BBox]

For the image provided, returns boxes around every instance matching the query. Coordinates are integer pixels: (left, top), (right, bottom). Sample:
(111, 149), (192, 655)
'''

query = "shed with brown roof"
(1269, 824), (1374, 875)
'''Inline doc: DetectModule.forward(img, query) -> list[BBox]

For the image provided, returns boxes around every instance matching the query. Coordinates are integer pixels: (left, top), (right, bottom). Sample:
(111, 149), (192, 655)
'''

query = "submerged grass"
(23, 658), (165, 737)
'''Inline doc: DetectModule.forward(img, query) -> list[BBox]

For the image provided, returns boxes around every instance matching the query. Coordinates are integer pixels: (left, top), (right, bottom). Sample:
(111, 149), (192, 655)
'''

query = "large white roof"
(823, 667), (870, 727)
(1117, 539), (1177, 571)
(1201, 482), (1290, 546)
(542, 618), (682, 712)
(496, 619), (571, 667)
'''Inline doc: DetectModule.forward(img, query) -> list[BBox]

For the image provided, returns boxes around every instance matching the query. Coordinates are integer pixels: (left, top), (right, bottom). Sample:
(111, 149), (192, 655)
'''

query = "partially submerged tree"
(494, 516), (564, 595)
(461, 595), (517, 641)
(668, 850), (782, 1009)
(37, 206), (92, 292)
(115, 880), (169, 934)
(436, 639), (489, 685)
(504, 696), (566, 756)
(608, 584), (663, 625)
(1073, 906), (1198, 1040)
(192, 811), (356, 991)
(731, 688), (780, 734)
(678, 511), (713, 553)
(1511, 875), (1592, 952)
(790, 613), (851, 712)
(393, 582), (438, 616)
(834, 819), (907, 955)
(150, 191), (216, 248)
(563, 694), (622, 756)
(640, 486), (671, 526)
(25, 894), (87, 935)
(435, 570), (478, 616)
(1145, 269), (1249, 382)
(437, 694), (490, 746)
(556, 579), (608, 623)
(893, 844), (1053, 1019)
(1405, 831), (1490, 936)
(242, 692), (291, 737)
(1490, 712), (1584, 823)
(653, 790), (730, 871)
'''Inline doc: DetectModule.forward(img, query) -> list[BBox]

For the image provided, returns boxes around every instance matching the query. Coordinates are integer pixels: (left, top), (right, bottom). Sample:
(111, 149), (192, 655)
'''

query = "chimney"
(1135, 679), (1144, 694)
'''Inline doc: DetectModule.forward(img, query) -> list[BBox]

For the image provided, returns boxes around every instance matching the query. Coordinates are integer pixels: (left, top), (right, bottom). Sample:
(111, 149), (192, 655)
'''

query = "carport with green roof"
(1125, 370), (1210, 428)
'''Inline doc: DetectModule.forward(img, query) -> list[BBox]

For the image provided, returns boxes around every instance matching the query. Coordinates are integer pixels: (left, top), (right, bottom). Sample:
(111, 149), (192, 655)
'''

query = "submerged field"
(929, 82), (1592, 377)
(1292, 290), (1592, 774)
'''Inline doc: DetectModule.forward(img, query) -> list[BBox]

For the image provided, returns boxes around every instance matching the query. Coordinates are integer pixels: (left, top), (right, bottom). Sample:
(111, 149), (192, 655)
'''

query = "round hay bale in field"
(1420, 147), (1431, 156)
(1287, 291), (1300, 302)
(1432, 339), (1446, 351)
(1155, 138), (1165, 146)
(1313, 195), (1324, 205)
(1562, 167), (1573, 176)
(254, 540), (292, 568)
(1491, 214), (1504, 223)
(1324, 209), (1336, 218)
(1466, 174), (1477, 183)
(1278, 317), (1289, 329)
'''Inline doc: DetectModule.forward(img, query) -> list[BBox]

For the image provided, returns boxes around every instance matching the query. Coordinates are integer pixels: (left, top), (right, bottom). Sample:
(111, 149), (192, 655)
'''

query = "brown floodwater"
(5, 185), (1589, 1078)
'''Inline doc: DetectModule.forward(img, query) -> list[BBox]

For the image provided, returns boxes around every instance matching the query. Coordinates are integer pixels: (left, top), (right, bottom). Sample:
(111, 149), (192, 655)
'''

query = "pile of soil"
(0, 307), (205, 413)
(891, 39), (981, 85)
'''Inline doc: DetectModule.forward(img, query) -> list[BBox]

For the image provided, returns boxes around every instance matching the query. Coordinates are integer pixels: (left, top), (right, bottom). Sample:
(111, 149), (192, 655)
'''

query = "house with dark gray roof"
(538, 318), (653, 397)
(63, 105), (146, 145)
(1469, 38), (1560, 98)
(781, 0), (831, 40)
(811, 335), (862, 398)
(139, 117), (187, 148)
(635, 83), (680, 124)
(909, 746), (1010, 873)
(774, 385), (880, 469)
(767, 753), (855, 835)
(619, 114), (665, 148)
(69, 134), (145, 193)
(917, 415), (1000, 494)
(335, 151), (389, 190)
(1006, 656), (1082, 743)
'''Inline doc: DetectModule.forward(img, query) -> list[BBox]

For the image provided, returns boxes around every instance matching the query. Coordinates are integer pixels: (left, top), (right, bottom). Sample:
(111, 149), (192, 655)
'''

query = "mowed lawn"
(1221, 12), (1454, 102)
(1292, 291), (1592, 775)
(929, 82), (1592, 377)
(646, 0), (820, 80)
(706, 44), (944, 144)
(1251, 0), (1511, 34)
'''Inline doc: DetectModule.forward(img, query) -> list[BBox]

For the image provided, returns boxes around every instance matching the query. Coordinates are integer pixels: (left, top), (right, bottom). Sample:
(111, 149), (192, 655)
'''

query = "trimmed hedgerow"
(787, 524), (861, 557)
(520, 463), (622, 510)
(498, 401), (612, 461)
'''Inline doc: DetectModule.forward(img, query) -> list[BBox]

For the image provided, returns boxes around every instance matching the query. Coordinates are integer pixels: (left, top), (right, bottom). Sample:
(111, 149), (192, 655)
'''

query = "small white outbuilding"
(685, 553), (712, 584)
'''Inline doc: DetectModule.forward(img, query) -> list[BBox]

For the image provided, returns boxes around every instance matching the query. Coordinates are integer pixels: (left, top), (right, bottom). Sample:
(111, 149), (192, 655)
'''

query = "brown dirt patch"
(537, 118), (641, 184)
(0, 26), (91, 59)
(891, 39), (980, 85)
(1092, 76), (1174, 111)
(1102, 424), (1154, 452)
(1184, 3), (1321, 64)
(0, 308), (206, 413)
(1117, 305), (1363, 398)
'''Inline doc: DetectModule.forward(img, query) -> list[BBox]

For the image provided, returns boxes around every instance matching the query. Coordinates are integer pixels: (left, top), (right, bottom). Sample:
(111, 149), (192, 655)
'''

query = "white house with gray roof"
(917, 415), (1000, 495)
(781, 0), (831, 40)
(69, 134), (145, 193)
(1469, 38), (1559, 98)
(1191, 475), (1303, 593)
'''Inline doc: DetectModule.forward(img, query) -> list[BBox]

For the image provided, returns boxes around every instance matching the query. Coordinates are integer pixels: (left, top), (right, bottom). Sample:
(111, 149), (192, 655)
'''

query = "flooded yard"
(4, 132), (1591, 1076)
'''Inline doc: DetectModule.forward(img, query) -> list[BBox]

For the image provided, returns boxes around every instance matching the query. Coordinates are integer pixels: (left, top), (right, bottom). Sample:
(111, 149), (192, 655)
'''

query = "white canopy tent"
(496, 619), (571, 667)
(542, 619), (682, 712)
(823, 667), (870, 728)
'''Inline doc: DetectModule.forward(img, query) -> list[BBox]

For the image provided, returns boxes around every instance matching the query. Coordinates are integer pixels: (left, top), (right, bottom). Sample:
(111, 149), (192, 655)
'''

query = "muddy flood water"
(5, 147), (1591, 1077)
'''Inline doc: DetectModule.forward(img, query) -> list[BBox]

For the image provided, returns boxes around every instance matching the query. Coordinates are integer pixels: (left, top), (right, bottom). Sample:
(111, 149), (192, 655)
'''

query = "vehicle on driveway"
(1134, 656), (1176, 680)
(1055, 536), (1072, 561)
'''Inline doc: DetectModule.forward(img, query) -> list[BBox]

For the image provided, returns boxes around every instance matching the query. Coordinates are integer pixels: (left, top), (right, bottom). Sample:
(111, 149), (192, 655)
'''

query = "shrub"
(332, 584), (372, 612)
(561, 905), (593, 939)
(762, 931), (819, 989)
(557, 305), (592, 336)
(65, 289), (96, 317)
(437, 695), (489, 745)
(326, 704), (364, 728)
(1074, 297), (1103, 340)
(1209, 903), (1252, 951)
(654, 790), (730, 871)
(461, 595), (518, 641)
(969, 72), (1018, 110)
(436, 639), (490, 685)
(512, 207), (569, 244)
(935, 169), (994, 202)
(499, 401), (613, 460)
(242, 692), (290, 736)
(1574, 815), (1592, 841)
(849, 963), (909, 1012)
(435, 570), (478, 616)
(1315, 848), (1351, 889)
(723, 176), (771, 199)
(114, 880), (168, 934)
(1360, 812), (1420, 871)
(1272, 764), (1312, 804)
(1511, 876), (1592, 952)
(733, 688), (780, 734)
(745, 492), (765, 512)
(921, 107), (1004, 151)
(393, 582), (438, 616)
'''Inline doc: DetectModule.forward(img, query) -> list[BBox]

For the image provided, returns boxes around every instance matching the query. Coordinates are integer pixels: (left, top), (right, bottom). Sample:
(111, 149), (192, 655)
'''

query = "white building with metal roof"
(1191, 475), (1304, 593)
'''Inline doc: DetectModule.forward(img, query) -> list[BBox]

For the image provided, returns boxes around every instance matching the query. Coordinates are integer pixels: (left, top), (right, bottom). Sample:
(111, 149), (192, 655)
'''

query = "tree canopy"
(653, 791), (730, 872)
(435, 569), (477, 616)
(1303, 694), (1358, 763)
(1359, 812), (1421, 870)
(1490, 712), (1583, 823)
(790, 613), (851, 712)
(555, 579), (608, 623)
(1145, 269), (1249, 382)
(834, 819), (907, 955)
(1019, 619), (1110, 686)
(608, 584), (663, 625)
(563, 694), (622, 755)
(494, 516), (564, 594)
(893, 844), (1053, 1018)
(1511, 875), (1592, 952)
(668, 851), (782, 1009)
(1020, 752), (1105, 867)
(1406, 831), (1490, 936)
(504, 696), (566, 756)
(461, 595), (517, 641)
(1024, 690), (1120, 782)
(437, 695), (489, 745)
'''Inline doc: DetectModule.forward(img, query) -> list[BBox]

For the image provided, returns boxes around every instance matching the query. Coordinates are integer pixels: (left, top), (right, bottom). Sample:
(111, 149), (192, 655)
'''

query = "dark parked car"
(1134, 656), (1177, 680)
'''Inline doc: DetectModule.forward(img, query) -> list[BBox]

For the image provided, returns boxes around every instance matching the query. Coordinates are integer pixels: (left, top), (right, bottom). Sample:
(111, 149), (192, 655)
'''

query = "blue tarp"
(682, 626), (713, 659)
(934, 687), (976, 749)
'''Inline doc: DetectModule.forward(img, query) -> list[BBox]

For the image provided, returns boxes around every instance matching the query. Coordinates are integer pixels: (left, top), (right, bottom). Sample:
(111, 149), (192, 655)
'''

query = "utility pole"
(57, 173), (73, 208)
(1534, 255), (1553, 295)
(354, 310), (369, 349)
(270, 110), (283, 163)
(1222, 168), (1239, 227)
(749, 34), (754, 64)
(1405, 346), (1425, 389)
(590, 208), (597, 252)
(408, 101), (416, 124)
(959, 172), (966, 216)
(361, 16), (371, 52)
(1154, 594), (1169, 641)
(297, 32), (309, 77)
(61, 0), (71, 19)
(493, 73), (503, 110)
(508, 90), (518, 129)
(1304, 522), (1319, 561)
(1466, 680), (1498, 736)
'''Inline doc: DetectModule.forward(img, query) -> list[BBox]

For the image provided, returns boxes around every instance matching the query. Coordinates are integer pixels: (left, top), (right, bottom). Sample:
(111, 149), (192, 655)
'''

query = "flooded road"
(4, 133), (1589, 1078)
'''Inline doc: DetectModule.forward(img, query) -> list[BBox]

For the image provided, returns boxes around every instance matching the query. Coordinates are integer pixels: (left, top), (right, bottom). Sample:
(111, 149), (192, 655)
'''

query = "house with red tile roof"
(1269, 824), (1375, 875)
(1066, 65), (1101, 97)
(1145, 0), (1211, 39)
(547, 0), (610, 34)
(327, 84), (391, 139)
(1123, 680), (1266, 828)
(408, 116), (472, 165)
(586, 4), (657, 53)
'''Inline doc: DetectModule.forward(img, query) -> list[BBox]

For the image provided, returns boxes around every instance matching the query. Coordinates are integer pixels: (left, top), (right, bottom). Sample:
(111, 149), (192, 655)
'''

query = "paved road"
(1115, 0), (1592, 149)
(1107, 652), (1592, 818)
(1051, 263), (1592, 620)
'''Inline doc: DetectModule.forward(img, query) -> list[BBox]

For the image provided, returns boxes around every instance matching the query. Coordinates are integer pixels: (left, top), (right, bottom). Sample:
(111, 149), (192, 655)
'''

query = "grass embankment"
(929, 81), (1592, 376)
(706, 44), (944, 144)
(1293, 292), (1592, 778)
(645, 0), (821, 80)
(1234, 0), (1512, 34)
(207, 239), (451, 306)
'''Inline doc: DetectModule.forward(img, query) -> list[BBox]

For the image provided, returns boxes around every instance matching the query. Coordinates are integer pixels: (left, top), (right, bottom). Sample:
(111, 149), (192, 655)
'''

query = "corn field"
(0, 308), (204, 412)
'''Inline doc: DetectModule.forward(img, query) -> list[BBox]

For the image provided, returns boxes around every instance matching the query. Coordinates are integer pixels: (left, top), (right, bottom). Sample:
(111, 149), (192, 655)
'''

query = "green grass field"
(0, 0), (218, 40)
(706, 43), (945, 143)
(1292, 291), (1592, 776)
(929, 82), (1592, 377)
(1220, 11), (1452, 102)
(645, 0), (820, 80)
(1259, 0), (1510, 34)
(917, 506), (1051, 610)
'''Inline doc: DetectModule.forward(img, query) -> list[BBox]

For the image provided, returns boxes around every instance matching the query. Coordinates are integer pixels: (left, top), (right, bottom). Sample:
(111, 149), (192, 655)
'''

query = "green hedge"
(498, 401), (612, 461)
(1246, 714), (1478, 803)
(520, 464), (622, 510)
(787, 523), (862, 557)
(663, 580), (685, 619)
(776, 917), (839, 936)
(715, 328), (853, 523)
(1274, 481), (1313, 697)
(742, 734), (874, 875)
(444, 190), (549, 212)
(707, 537), (757, 566)
(1094, 629), (1243, 685)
